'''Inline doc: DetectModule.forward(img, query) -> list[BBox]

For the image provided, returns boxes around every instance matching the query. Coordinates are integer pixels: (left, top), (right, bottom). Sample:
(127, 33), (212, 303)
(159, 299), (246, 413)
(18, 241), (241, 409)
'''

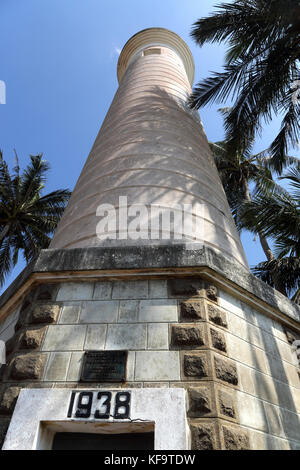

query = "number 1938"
(67, 391), (131, 420)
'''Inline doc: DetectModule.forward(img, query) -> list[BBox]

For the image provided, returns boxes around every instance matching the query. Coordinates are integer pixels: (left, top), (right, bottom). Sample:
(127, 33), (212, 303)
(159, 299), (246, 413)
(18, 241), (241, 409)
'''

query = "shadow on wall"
(245, 278), (300, 446)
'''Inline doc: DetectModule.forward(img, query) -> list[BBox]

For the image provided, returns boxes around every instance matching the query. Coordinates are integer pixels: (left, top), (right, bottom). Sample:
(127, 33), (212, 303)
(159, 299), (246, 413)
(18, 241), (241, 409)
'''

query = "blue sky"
(0, 0), (299, 292)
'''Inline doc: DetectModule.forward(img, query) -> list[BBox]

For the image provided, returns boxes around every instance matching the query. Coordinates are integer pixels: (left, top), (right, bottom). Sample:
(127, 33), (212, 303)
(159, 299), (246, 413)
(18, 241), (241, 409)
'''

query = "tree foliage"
(190, 0), (300, 173)
(0, 152), (70, 287)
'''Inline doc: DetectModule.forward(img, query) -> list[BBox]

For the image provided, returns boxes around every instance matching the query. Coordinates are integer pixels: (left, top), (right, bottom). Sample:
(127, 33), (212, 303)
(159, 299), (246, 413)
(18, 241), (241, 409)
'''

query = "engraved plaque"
(80, 350), (128, 382)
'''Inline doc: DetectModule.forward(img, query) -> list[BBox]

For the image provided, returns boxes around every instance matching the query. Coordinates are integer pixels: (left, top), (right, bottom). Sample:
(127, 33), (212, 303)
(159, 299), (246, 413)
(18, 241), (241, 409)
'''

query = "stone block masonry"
(1, 276), (300, 449)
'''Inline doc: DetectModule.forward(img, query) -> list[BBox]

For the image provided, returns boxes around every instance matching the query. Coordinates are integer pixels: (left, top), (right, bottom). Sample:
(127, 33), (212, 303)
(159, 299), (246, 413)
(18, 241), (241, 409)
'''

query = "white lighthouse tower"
(0, 29), (300, 451)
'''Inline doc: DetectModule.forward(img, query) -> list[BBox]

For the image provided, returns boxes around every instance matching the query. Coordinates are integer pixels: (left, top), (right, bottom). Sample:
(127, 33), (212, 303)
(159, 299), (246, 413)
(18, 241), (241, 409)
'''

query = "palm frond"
(0, 152), (70, 287)
(190, 0), (300, 172)
(252, 256), (300, 295)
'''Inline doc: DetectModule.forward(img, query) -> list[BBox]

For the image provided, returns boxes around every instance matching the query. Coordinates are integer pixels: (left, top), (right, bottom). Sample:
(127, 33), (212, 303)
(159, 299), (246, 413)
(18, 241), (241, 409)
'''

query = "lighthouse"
(50, 28), (248, 270)
(0, 28), (300, 450)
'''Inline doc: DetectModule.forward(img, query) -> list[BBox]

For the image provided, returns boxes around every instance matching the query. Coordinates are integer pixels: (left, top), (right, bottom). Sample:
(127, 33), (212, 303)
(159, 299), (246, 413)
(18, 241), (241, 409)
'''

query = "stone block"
(245, 323), (264, 349)
(56, 282), (94, 301)
(188, 386), (212, 417)
(169, 279), (218, 301)
(79, 301), (118, 323)
(263, 402), (285, 438)
(210, 328), (227, 353)
(291, 387), (300, 414)
(183, 352), (209, 379)
(147, 323), (168, 350)
(190, 421), (219, 450)
(20, 327), (46, 350)
(228, 314), (248, 341)
(221, 424), (250, 450)
(35, 284), (58, 301)
(139, 299), (177, 322)
(250, 347), (269, 375)
(237, 364), (253, 396)
(207, 303), (227, 328)
(227, 334), (268, 374)
(135, 351), (180, 381)
(218, 290), (243, 318)
(262, 331), (278, 356)
(168, 279), (205, 298)
(217, 387), (236, 420)
(249, 429), (281, 450)
(118, 300), (138, 323)
(206, 285), (218, 302)
(31, 303), (60, 324)
(271, 321), (287, 342)
(0, 387), (20, 414)
(214, 355), (238, 385)
(112, 280), (148, 299)
(236, 392), (268, 432)
(10, 353), (46, 380)
(179, 300), (206, 322)
(126, 351), (135, 381)
(42, 325), (86, 351)
(274, 380), (295, 411)
(283, 361), (300, 389)
(66, 352), (84, 381)
(93, 282), (112, 300)
(44, 352), (71, 381)
(171, 324), (205, 349)
(253, 311), (275, 334)
(59, 303), (81, 324)
(84, 325), (107, 350)
(252, 370), (280, 406)
(149, 280), (168, 298)
(106, 324), (146, 350)
(275, 337), (295, 363)
(280, 408), (300, 441)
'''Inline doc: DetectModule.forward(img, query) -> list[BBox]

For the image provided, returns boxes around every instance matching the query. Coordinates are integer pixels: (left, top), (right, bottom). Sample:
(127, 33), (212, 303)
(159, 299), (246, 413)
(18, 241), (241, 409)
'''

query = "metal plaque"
(80, 350), (128, 382)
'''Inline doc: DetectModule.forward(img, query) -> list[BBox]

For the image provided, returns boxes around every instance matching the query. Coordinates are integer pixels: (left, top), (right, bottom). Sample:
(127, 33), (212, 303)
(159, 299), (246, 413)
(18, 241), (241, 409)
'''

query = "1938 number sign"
(67, 391), (131, 420)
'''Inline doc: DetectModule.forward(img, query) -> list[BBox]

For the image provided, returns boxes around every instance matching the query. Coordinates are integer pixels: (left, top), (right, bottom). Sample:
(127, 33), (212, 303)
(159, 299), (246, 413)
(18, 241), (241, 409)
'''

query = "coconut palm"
(210, 137), (289, 293)
(189, 0), (300, 174)
(239, 166), (300, 300)
(209, 104), (300, 295)
(0, 151), (70, 287)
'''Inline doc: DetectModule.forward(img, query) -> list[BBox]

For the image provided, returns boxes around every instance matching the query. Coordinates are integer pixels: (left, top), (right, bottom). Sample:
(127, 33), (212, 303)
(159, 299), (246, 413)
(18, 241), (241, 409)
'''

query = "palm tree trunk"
(258, 232), (274, 263)
(242, 178), (273, 259)
(0, 224), (10, 243)
(242, 179), (287, 296)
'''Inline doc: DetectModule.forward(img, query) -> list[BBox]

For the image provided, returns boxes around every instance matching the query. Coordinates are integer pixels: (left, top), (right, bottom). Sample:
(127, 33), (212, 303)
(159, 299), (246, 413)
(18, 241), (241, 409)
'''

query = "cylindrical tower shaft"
(50, 28), (248, 269)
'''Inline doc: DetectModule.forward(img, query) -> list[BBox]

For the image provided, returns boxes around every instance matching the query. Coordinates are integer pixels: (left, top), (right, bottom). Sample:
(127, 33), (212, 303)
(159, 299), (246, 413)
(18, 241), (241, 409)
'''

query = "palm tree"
(209, 104), (300, 295)
(209, 137), (289, 293)
(189, 0), (300, 174)
(0, 151), (70, 287)
(239, 166), (300, 301)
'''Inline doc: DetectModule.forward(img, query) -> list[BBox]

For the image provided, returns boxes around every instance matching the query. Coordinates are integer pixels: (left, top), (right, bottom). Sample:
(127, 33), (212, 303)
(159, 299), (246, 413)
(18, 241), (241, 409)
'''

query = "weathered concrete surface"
(1, 245), (299, 326)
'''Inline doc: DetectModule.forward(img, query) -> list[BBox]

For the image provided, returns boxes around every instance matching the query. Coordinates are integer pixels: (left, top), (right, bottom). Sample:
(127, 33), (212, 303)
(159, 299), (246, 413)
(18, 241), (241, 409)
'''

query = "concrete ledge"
(0, 245), (299, 326)
(0, 260), (36, 312)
